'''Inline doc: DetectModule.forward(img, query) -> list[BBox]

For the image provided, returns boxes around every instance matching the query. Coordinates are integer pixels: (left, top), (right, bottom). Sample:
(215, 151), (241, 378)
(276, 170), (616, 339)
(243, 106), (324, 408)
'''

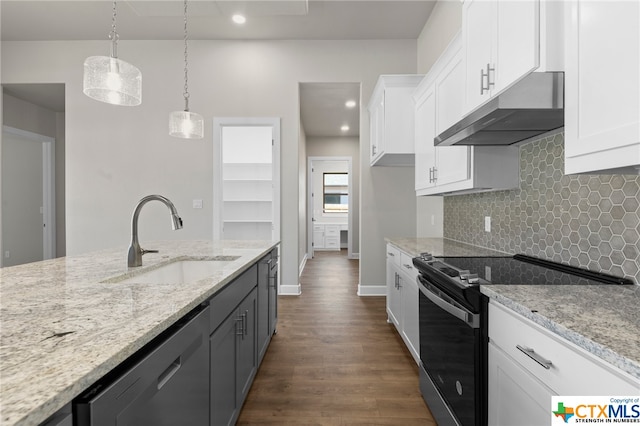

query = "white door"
(564, 0), (640, 173)
(463, 0), (495, 114)
(213, 118), (280, 242)
(494, 0), (539, 94)
(1, 127), (55, 266)
(413, 82), (437, 191)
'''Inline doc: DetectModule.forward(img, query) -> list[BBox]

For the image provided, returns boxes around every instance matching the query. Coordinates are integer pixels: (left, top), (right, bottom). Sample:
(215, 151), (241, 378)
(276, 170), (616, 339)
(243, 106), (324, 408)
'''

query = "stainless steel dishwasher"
(74, 304), (210, 426)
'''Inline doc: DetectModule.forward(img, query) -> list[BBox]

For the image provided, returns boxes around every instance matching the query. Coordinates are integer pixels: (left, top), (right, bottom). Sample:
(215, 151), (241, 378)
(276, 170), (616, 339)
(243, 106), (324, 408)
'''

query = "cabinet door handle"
(487, 63), (495, 89)
(480, 64), (495, 95)
(243, 310), (248, 336)
(516, 345), (553, 370)
(157, 357), (182, 390)
(236, 315), (244, 336)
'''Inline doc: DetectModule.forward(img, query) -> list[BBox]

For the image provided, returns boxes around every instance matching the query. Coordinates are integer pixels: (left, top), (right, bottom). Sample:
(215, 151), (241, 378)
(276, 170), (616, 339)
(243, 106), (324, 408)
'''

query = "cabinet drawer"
(324, 225), (339, 237)
(489, 301), (639, 395)
(313, 225), (324, 233)
(386, 244), (401, 267)
(210, 265), (258, 333)
(399, 252), (417, 279)
(324, 237), (339, 249)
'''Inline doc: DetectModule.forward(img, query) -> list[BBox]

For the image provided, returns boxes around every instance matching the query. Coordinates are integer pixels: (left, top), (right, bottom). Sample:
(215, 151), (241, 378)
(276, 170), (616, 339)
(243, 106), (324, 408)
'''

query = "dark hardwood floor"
(237, 250), (435, 425)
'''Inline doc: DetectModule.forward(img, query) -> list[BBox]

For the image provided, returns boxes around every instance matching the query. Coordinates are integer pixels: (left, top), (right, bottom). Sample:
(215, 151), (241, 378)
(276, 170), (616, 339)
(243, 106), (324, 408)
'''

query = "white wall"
(1, 39), (417, 293)
(415, 0), (462, 238)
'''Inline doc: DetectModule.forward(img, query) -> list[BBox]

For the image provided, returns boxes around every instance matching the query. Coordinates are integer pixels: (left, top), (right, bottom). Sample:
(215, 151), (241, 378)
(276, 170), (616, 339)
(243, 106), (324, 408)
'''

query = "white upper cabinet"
(368, 75), (424, 166)
(414, 77), (437, 192)
(564, 0), (640, 175)
(414, 34), (519, 196)
(462, 0), (563, 115)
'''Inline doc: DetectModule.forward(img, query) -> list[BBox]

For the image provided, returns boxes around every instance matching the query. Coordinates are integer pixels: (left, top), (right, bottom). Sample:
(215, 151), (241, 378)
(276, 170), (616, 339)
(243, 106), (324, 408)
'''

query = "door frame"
(212, 117), (281, 242)
(1, 125), (56, 266)
(307, 156), (353, 259)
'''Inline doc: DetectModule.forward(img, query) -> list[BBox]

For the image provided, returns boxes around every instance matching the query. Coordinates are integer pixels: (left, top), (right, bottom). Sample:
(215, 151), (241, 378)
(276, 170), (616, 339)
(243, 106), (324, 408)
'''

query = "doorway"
(212, 117), (281, 242)
(299, 82), (361, 264)
(1, 126), (56, 266)
(307, 157), (353, 259)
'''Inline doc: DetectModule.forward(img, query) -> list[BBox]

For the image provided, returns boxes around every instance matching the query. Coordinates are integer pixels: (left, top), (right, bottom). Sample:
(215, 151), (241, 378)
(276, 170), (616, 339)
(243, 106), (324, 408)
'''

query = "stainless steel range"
(412, 253), (633, 426)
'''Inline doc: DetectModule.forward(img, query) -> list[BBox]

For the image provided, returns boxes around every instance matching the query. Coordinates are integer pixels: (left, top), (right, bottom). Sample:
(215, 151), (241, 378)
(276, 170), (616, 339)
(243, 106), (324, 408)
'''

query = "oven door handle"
(418, 278), (480, 329)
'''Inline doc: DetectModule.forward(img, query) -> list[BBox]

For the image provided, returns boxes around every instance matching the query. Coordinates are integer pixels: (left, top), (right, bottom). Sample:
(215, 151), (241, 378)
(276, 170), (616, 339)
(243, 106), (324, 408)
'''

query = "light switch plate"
(484, 216), (491, 232)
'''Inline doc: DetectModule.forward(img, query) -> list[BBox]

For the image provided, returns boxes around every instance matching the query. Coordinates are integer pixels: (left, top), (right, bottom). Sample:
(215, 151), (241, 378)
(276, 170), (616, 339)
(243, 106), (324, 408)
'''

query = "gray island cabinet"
(209, 264), (259, 426)
(0, 240), (278, 426)
(207, 248), (278, 425)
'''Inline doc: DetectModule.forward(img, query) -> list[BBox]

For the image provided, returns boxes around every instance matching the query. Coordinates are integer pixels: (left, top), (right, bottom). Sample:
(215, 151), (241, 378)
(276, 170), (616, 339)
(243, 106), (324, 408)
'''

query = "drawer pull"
(387, 252), (395, 257)
(516, 344), (553, 370)
(403, 264), (413, 270)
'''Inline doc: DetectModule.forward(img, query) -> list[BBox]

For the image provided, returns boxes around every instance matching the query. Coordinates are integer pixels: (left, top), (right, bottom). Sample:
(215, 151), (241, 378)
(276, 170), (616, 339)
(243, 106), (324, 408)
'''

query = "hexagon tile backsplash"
(443, 132), (640, 285)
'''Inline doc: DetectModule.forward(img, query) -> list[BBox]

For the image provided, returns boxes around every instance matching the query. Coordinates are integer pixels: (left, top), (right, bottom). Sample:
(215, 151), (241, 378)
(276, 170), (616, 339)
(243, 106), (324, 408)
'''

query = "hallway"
(237, 250), (435, 425)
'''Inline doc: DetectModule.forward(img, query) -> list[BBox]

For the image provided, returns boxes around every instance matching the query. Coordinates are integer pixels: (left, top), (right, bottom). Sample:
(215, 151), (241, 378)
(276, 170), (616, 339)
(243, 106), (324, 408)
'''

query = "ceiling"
(1, 0), (436, 137)
(1, 1), (436, 41)
(300, 83), (360, 138)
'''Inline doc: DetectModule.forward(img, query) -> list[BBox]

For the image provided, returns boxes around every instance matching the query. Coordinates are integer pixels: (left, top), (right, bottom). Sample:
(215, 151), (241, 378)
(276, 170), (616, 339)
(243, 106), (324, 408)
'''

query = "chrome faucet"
(127, 195), (183, 267)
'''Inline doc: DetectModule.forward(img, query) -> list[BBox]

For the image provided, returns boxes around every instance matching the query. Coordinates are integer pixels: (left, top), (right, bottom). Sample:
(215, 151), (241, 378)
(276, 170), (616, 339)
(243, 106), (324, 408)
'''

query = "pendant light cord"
(183, 0), (190, 112)
(109, 1), (119, 59)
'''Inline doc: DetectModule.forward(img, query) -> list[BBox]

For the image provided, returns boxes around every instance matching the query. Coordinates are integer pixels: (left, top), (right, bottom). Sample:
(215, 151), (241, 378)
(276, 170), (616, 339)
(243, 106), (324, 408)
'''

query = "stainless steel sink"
(108, 256), (240, 284)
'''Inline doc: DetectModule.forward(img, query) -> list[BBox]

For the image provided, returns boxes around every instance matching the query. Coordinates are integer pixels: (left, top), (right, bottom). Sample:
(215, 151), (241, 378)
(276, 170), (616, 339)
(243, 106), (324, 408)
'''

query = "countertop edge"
(481, 286), (640, 381)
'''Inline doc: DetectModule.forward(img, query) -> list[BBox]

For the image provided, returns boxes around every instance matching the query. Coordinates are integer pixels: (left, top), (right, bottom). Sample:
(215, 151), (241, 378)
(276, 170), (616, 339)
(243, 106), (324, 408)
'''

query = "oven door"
(418, 275), (483, 426)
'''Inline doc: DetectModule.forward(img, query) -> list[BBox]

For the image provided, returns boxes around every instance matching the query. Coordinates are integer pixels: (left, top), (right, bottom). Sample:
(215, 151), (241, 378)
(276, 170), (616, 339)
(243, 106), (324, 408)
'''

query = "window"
(323, 173), (348, 213)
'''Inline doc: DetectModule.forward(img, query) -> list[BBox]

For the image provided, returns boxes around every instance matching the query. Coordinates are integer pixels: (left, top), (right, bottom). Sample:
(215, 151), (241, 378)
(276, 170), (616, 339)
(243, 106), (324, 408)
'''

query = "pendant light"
(83, 1), (142, 106)
(169, 0), (204, 139)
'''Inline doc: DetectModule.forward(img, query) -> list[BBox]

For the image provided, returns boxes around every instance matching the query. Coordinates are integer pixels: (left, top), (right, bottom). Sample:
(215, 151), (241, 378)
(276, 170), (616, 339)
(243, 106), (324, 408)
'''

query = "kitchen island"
(386, 237), (640, 381)
(0, 240), (278, 426)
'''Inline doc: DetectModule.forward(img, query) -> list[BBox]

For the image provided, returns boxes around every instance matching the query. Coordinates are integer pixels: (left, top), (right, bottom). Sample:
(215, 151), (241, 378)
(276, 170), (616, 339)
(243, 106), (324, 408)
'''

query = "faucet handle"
(141, 248), (159, 255)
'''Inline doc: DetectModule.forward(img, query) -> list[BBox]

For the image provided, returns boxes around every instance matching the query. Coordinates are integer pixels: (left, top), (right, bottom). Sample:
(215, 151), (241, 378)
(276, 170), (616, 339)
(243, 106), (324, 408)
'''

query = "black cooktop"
(414, 254), (633, 286)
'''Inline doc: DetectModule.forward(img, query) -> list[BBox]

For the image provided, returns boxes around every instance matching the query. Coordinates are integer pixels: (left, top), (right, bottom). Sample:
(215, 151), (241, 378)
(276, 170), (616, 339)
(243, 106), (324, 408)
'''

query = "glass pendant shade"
(83, 56), (142, 106)
(169, 110), (204, 139)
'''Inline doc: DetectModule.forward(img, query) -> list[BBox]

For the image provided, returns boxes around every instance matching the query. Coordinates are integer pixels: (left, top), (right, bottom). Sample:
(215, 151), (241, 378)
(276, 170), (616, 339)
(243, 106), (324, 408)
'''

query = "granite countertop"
(385, 237), (511, 258)
(0, 240), (278, 426)
(482, 285), (640, 381)
(386, 237), (640, 382)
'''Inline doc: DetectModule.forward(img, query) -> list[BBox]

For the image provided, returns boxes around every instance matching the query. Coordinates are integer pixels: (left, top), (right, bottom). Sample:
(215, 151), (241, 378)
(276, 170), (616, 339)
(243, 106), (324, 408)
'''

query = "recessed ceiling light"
(345, 100), (357, 108)
(232, 14), (246, 24)
(341, 125), (350, 132)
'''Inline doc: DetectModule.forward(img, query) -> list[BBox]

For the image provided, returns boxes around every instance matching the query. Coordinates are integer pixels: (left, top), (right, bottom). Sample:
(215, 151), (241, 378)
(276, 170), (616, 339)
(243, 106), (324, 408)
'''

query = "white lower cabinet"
(386, 244), (419, 364)
(313, 223), (342, 251)
(488, 300), (640, 425)
(488, 342), (555, 426)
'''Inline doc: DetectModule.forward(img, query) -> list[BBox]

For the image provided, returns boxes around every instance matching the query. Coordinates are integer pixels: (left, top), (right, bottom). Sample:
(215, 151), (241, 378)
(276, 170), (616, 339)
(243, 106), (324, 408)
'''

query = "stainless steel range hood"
(435, 72), (564, 146)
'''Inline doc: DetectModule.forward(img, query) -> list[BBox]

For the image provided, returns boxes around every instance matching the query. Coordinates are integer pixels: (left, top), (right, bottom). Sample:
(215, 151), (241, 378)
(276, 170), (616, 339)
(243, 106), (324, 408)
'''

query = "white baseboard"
(349, 252), (359, 259)
(279, 284), (302, 296)
(357, 284), (386, 296)
(299, 253), (308, 276)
